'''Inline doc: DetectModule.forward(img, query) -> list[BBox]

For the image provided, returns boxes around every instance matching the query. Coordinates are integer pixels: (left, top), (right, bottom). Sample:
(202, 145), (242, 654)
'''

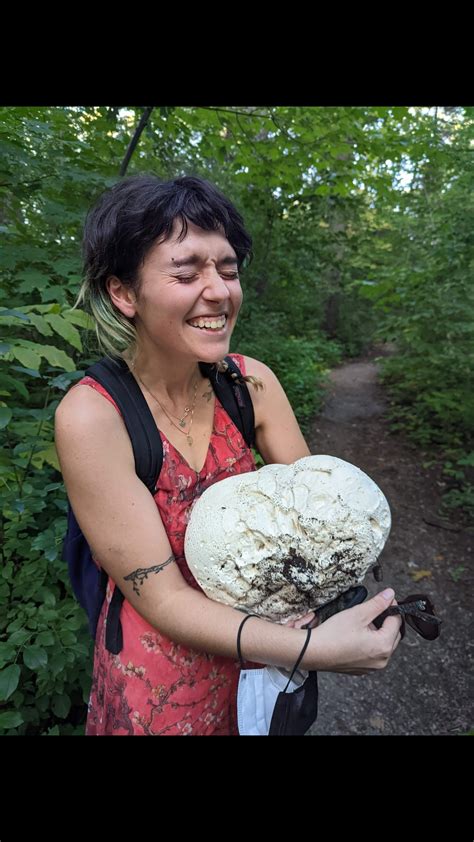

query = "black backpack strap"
(105, 584), (125, 654)
(84, 355), (166, 654)
(85, 356), (163, 495)
(199, 356), (256, 449)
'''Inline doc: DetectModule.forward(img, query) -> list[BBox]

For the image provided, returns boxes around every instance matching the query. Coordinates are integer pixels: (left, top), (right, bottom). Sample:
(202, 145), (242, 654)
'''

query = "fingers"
(365, 589), (402, 638)
(365, 588), (397, 623)
(354, 590), (401, 664)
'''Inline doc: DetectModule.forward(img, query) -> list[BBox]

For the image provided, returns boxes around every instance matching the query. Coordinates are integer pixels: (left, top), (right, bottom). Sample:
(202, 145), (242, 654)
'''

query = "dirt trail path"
(305, 346), (473, 735)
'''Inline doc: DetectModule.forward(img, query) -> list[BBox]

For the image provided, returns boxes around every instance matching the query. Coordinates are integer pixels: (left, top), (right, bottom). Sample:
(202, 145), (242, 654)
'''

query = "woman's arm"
(54, 385), (401, 673)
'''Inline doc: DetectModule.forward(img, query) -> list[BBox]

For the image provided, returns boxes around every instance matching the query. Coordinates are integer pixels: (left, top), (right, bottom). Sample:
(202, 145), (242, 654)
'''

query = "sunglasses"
(305, 587), (441, 641)
(372, 593), (441, 640)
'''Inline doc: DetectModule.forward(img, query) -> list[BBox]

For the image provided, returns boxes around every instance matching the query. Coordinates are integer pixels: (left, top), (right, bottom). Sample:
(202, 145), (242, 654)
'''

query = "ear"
(106, 275), (137, 319)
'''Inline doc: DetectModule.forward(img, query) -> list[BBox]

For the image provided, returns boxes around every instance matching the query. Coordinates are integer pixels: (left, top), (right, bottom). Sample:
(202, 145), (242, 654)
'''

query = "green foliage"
(0, 469), (93, 734)
(232, 293), (341, 436)
(351, 108), (474, 518)
(1, 105), (472, 734)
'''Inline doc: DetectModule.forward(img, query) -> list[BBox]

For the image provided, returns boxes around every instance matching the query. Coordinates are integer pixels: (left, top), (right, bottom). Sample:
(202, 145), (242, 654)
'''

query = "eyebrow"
(169, 254), (238, 269)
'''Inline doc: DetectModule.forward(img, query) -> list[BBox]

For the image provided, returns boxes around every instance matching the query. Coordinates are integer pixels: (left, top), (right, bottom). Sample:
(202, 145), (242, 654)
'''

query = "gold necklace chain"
(146, 378), (197, 427)
(132, 367), (199, 446)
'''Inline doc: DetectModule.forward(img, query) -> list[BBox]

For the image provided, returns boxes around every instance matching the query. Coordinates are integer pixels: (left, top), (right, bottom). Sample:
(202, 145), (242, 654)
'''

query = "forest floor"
(305, 343), (473, 736)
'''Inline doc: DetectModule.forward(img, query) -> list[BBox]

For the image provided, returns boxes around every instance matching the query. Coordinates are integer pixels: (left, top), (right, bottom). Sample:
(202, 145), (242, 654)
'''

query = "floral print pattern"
(73, 355), (257, 735)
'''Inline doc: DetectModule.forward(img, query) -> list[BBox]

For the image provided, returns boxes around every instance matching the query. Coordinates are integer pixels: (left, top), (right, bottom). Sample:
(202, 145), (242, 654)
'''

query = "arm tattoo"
(123, 554), (176, 596)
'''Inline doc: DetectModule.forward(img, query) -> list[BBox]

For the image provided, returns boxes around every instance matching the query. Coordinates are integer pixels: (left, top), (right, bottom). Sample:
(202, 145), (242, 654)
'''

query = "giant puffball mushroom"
(184, 455), (391, 623)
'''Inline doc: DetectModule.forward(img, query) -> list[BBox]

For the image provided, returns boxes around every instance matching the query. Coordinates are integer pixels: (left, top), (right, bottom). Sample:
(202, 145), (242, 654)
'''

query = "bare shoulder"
(240, 354), (289, 432)
(240, 354), (279, 395)
(240, 354), (272, 382)
(239, 354), (273, 429)
(56, 382), (121, 429)
(54, 382), (134, 469)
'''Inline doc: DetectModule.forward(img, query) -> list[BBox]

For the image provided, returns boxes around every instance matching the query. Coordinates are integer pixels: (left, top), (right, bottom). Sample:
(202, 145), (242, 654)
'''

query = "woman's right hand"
(307, 588), (403, 675)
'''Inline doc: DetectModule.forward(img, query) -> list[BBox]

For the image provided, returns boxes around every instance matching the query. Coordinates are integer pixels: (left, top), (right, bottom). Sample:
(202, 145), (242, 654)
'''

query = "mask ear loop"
(282, 628), (312, 692)
(236, 615), (312, 685)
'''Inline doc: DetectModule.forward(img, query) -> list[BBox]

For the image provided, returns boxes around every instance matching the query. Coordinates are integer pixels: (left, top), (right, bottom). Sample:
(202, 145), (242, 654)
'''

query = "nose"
(201, 267), (232, 302)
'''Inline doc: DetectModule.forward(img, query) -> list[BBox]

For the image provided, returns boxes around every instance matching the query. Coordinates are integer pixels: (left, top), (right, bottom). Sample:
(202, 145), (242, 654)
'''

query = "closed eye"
(177, 272), (239, 283)
(177, 275), (197, 283)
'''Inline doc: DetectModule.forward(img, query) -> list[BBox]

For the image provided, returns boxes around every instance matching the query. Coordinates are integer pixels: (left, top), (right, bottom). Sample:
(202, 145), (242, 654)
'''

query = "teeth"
(189, 316), (226, 330)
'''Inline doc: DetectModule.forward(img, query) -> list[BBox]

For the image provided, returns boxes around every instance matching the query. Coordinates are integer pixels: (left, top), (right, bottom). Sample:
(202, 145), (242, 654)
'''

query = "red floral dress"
(73, 354), (257, 736)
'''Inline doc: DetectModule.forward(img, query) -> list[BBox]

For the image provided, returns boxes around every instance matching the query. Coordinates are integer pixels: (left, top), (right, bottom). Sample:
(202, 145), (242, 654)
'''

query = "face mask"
(236, 615), (318, 736)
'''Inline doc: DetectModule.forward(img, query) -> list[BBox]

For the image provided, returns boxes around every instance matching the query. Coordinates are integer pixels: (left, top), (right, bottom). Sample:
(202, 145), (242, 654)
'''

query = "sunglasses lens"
(404, 594), (440, 640)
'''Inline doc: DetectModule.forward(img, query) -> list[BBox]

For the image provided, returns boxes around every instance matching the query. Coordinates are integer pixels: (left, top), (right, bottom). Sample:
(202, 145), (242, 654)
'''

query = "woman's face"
(128, 219), (243, 364)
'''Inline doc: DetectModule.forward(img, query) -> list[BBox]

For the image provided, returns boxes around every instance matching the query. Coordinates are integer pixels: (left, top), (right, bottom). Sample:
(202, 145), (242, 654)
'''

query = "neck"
(124, 349), (204, 407)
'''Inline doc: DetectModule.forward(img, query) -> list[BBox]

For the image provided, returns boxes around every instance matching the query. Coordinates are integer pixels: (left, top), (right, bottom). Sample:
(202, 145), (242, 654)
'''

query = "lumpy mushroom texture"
(184, 455), (391, 622)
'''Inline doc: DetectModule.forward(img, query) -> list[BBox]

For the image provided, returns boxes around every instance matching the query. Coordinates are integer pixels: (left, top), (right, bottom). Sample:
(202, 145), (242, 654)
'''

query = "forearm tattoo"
(123, 555), (176, 596)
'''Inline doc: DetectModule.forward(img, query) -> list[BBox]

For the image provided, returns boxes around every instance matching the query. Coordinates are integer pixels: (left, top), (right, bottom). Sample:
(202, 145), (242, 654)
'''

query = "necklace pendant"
(187, 435), (193, 446)
(179, 419), (187, 428)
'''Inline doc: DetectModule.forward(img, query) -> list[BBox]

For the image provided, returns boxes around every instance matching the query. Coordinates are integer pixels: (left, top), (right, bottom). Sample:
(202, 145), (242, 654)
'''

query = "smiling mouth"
(187, 316), (228, 333)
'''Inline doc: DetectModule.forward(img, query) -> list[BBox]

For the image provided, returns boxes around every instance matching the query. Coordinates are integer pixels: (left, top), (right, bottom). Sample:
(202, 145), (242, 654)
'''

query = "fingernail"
(382, 588), (395, 600)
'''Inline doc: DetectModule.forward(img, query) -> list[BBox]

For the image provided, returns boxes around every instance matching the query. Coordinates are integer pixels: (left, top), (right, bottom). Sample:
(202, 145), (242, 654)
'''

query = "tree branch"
(119, 107), (155, 176)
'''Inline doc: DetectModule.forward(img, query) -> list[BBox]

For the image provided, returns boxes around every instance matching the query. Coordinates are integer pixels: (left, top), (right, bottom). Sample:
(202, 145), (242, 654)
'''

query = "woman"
(55, 174), (402, 735)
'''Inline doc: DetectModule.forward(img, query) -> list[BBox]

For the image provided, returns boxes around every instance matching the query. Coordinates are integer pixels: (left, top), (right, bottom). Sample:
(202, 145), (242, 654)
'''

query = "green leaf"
(35, 631), (55, 646)
(48, 370), (85, 391)
(36, 588), (57, 607)
(22, 313), (54, 337)
(16, 270), (51, 292)
(10, 345), (42, 370)
(33, 444), (61, 472)
(0, 373), (29, 399)
(43, 313), (83, 351)
(0, 710), (24, 729)
(10, 499), (25, 513)
(52, 693), (71, 719)
(0, 308), (31, 322)
(10, 365), (43, 379)
(0, 664), (21, 700)
(49, 653), (66, 677)
(6, 618), (25, 633)
(23, 646), (48, 669)
(62, 308), (95, 330)
(63, 615), (84, 631)
(38, 344), (76, 371)
(32, 530), (56, 552)
(41, 286), (70, 304)
(40, 609), (59, 621)
(0, 407), (13, 429)
(0, 561), (13, 579)
(8, 629), (31, 645)
(0, 642), (16, 666)
(59, 630), (77, 646)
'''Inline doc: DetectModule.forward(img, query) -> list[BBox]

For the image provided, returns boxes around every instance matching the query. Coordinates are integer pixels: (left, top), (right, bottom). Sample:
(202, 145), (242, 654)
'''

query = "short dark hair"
(83, 173), (252, 289)
(74, 174), (253, 359)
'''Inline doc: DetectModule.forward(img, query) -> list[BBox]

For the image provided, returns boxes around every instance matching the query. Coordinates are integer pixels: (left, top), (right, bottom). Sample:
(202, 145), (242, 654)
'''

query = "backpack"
(62, 354), (256, 655)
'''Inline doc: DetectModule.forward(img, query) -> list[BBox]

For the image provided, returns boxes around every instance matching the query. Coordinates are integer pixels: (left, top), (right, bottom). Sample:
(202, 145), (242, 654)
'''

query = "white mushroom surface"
(184, 455), (391, 622)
